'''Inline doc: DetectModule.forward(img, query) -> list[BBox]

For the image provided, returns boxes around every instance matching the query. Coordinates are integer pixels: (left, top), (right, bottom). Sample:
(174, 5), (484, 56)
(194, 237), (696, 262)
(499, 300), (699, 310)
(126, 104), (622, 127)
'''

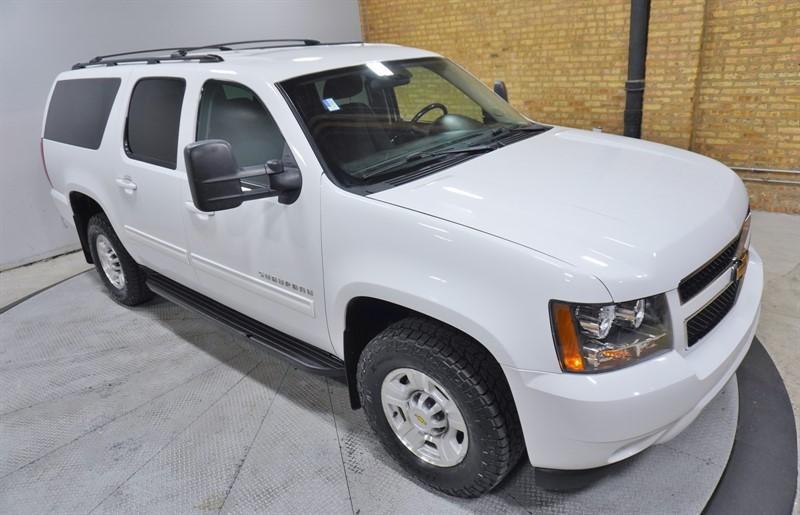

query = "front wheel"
(357, 317), (523, 497)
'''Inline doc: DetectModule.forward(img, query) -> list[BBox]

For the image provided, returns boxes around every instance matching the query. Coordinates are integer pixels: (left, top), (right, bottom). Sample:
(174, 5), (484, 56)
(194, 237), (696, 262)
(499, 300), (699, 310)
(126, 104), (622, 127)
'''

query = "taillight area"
(40, 137), (53, 188)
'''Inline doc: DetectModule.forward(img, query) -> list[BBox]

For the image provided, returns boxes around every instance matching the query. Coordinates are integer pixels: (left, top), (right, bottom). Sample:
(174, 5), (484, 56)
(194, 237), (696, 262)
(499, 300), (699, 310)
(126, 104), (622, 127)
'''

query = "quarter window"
(126, 77), (185, 169)
(44, 78), (121, 149)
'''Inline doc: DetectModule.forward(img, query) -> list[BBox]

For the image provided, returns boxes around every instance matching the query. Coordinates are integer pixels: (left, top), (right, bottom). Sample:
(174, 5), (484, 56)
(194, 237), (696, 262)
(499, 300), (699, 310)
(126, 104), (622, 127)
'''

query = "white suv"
(42, 40), (762, 497)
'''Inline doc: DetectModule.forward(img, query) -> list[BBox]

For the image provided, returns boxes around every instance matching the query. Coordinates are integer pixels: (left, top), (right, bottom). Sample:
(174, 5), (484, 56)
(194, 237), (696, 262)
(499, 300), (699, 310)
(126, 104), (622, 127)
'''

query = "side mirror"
(266, 158), (302, 205)
(184, 140), (301, 212)
(493, 80), (509, 102)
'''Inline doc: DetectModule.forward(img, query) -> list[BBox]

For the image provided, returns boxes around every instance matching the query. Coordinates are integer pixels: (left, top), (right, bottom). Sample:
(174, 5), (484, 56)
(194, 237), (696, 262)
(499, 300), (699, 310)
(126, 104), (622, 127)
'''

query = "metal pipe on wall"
(731, 166), (800, 186)
(624, 0), (651, 138)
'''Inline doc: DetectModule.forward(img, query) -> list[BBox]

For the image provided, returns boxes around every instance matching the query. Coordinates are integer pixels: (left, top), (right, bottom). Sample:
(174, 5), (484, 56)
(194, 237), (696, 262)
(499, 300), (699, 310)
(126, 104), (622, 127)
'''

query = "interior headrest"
(322, 75), (363, 99)
(217, 98), (263, 121)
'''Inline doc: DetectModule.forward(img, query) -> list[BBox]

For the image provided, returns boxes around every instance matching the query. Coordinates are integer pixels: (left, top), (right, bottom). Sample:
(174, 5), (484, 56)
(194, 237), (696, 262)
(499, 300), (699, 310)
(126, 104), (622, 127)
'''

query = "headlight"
(550, 295), (671, 373)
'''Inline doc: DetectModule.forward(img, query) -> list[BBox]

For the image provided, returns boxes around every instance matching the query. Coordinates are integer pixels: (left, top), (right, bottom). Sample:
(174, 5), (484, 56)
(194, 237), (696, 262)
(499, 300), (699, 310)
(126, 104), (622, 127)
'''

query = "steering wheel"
(411, 103), (448, 123)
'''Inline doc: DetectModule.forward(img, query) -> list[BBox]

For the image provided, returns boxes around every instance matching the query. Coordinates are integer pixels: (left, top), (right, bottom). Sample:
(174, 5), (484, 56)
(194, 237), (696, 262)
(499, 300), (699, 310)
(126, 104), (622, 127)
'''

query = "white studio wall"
(0, 0), (362, 270)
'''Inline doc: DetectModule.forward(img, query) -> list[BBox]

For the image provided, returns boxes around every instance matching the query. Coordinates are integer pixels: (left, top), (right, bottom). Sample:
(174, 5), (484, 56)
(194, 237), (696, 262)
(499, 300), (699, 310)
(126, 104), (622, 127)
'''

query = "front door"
(182, 79), (331, 351)
(115, 76), (193, 285)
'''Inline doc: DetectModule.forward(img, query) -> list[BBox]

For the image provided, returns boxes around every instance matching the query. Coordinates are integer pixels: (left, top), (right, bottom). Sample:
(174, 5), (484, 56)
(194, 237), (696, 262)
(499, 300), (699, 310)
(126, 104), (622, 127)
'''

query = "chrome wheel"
(95, 234), (125, 289)
(381, 367), (468, 467)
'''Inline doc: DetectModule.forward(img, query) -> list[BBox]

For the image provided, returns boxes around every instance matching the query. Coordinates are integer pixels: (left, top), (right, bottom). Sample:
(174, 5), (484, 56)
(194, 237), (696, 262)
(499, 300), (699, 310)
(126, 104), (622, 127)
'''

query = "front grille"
(678, 237), (739, 303)
(686, 281), (739, 346)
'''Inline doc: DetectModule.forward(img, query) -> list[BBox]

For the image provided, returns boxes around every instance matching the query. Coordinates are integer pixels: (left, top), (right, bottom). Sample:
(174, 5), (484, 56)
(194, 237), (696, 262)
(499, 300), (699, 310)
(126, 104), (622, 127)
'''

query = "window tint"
(126, 78), (185, 169)
(44, 78), (121, 149)
(196, 80), (286, 169)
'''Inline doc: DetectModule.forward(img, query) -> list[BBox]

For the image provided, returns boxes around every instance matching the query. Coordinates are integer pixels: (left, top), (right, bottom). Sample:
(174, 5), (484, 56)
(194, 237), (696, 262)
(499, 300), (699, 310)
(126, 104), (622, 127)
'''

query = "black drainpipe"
(624, 0), (651, 138)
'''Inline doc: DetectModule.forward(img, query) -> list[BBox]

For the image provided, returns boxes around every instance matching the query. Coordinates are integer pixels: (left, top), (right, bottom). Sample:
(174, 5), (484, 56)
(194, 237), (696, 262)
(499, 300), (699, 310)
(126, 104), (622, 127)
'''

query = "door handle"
(185, 201), (215, 217)
(115, 177), (137, 191)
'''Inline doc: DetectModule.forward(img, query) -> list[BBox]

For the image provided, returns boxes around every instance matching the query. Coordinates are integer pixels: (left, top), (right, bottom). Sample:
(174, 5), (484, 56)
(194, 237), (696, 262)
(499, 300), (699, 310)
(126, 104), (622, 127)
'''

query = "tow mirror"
(184, 139), (301, 212)
(493, 80), (509, 102)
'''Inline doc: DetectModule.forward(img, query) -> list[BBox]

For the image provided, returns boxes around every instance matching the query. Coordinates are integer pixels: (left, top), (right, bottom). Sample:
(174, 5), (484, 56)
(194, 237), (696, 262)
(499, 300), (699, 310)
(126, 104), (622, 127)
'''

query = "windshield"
(279, 57), (547, 188)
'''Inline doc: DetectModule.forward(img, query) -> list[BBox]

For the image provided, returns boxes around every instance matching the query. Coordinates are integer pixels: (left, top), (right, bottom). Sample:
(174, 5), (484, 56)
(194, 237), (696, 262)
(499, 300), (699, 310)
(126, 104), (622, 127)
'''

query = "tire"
(86, 213), (152, 306)
(357, 316), (524, 497)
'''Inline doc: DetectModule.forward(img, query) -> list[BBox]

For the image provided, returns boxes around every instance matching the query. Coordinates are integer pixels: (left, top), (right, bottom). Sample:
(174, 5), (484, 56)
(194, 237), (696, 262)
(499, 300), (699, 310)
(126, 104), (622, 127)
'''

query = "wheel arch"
(342, 294), (514, 411)
(69, 190), (106, 264)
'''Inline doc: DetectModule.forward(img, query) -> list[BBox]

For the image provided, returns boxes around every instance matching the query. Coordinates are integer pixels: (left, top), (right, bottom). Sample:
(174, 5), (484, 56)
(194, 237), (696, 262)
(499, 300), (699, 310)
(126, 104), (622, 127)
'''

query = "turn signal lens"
(552, 302), (585, 372)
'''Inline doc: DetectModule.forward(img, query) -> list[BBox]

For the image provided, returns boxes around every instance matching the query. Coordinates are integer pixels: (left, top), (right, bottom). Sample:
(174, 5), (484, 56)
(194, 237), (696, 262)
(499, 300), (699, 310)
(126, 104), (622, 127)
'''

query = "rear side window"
(126, 77), (185, 169)
(44, 78), (121, 149)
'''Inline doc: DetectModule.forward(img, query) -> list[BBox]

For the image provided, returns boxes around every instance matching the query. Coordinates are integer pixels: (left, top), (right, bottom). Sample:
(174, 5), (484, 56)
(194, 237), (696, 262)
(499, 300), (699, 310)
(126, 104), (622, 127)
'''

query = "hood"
(371, 127), (749, 301)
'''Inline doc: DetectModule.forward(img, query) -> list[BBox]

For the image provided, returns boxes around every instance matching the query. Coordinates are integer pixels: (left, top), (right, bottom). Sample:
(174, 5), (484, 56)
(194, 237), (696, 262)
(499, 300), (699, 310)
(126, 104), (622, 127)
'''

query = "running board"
(144, 268), (345, 377)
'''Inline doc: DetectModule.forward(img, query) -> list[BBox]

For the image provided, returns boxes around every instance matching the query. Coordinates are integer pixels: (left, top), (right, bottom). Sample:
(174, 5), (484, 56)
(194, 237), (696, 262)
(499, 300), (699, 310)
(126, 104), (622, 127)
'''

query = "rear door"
(115, 76), (193, 284)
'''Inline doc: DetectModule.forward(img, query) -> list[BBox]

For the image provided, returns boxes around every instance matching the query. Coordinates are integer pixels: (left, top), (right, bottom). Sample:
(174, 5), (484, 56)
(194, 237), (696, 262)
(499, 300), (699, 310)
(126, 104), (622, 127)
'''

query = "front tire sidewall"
(361, 351), (492, 494)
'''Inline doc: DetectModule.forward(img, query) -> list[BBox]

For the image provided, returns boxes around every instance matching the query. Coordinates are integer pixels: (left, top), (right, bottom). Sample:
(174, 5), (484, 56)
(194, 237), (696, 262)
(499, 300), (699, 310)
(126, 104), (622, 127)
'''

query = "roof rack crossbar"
(72, 54), (223, 70)
(172, 38), (320, 56)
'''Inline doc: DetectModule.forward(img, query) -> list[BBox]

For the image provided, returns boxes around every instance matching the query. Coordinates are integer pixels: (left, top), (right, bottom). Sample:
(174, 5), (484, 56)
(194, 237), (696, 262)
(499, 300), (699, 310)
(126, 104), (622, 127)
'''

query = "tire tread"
(357, 316), (523, 497)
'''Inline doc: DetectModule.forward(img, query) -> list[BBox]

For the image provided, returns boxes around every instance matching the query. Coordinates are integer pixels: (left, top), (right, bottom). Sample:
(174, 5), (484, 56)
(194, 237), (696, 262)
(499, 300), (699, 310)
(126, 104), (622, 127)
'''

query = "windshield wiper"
(490, 123), (550, 138)
(359, 143), (498, 181)
(405, 144), (499, 162)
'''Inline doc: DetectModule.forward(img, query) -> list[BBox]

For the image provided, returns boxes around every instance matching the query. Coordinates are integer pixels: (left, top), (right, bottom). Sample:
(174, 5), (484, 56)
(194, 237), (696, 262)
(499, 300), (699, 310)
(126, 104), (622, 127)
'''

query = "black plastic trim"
(72, 54), (223, 70)
(679, 235), (740, 304)
(686, 280), (740, 346)
(144, 268), (344, 376)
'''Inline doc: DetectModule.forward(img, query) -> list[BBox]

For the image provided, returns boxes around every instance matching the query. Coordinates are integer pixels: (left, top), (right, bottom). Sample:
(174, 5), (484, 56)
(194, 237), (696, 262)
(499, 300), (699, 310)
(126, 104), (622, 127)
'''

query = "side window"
(394, 66), (482, 122)
(126, 77), (185, 169)
(44, 78), (121, 149)
(196, 80), (287, 169)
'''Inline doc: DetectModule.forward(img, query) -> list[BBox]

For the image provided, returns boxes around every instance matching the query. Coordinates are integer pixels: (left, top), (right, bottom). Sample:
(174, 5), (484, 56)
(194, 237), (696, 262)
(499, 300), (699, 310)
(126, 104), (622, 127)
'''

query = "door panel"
(183, 79), (331, 352)
(116, 77), (193, 285)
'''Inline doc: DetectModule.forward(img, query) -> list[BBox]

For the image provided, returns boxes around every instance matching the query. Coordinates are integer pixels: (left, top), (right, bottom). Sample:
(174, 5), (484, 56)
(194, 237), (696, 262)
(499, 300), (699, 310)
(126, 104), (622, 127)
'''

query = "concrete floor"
(0, 210), (797, 513)
(0, 249), (90, 310)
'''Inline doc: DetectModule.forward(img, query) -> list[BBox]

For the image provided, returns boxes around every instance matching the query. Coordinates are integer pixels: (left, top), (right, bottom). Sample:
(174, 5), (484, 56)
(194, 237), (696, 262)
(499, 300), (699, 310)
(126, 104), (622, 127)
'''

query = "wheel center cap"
(409, 392), (444, 434)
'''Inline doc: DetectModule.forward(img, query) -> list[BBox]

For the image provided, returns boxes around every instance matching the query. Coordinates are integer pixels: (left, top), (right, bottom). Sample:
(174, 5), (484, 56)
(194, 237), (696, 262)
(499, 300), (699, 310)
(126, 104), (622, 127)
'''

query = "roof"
(64, 43), (439, 83)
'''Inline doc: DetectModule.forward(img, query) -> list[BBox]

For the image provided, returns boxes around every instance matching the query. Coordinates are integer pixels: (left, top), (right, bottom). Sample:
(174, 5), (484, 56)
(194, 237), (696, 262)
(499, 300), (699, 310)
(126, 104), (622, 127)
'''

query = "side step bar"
(144, 268), (345, 377)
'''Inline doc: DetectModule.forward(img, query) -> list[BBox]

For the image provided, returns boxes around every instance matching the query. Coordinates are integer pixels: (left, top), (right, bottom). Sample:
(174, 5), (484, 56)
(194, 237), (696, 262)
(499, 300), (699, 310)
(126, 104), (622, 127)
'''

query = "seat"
(201, 87), (284, 168)
(314, 74), (391, 165)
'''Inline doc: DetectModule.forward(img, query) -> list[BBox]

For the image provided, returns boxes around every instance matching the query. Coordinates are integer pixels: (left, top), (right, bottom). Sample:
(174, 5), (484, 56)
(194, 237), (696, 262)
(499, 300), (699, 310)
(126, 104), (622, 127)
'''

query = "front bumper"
(504, 248), (764, 470)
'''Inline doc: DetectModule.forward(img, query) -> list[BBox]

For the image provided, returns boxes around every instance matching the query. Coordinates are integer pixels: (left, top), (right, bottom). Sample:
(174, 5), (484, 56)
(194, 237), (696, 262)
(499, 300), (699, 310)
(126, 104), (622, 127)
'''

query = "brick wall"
(359, 0), (632, 133)
(359, 0), (800, 213)
(691, 0), (800, 212)
(641, 0), (707, 149)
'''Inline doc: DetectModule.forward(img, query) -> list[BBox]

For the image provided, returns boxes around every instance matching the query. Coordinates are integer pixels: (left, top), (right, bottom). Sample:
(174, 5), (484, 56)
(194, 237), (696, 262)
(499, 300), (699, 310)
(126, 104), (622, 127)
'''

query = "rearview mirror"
(493, 80), (509, 102)
(184, 139), (301, 212)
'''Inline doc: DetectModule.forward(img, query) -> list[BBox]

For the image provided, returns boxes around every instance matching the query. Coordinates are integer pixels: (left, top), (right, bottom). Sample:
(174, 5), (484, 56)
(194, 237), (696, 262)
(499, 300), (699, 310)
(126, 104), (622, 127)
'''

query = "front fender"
(321, 180), (612, 373)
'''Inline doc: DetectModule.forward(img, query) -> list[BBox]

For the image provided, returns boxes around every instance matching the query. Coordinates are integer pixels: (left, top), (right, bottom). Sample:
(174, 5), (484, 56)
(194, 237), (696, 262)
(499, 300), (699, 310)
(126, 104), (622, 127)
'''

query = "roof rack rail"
(70, 39), (362, 70)
(72, 52), (222, 70)
(172, 38), (321, 56)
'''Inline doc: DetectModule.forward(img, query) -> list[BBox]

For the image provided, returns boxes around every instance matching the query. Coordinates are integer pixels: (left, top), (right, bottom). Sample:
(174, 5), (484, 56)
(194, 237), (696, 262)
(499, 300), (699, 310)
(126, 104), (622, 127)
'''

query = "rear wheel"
(357, 317), (523, 497)
(87, 213), (152, 306)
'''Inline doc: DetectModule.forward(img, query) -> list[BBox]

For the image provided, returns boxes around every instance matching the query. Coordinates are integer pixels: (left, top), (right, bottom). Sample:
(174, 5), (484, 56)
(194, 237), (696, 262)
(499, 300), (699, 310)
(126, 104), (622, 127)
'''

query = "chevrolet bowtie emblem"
(733, 250), (749, 282)
(415, 414), (427, 426)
